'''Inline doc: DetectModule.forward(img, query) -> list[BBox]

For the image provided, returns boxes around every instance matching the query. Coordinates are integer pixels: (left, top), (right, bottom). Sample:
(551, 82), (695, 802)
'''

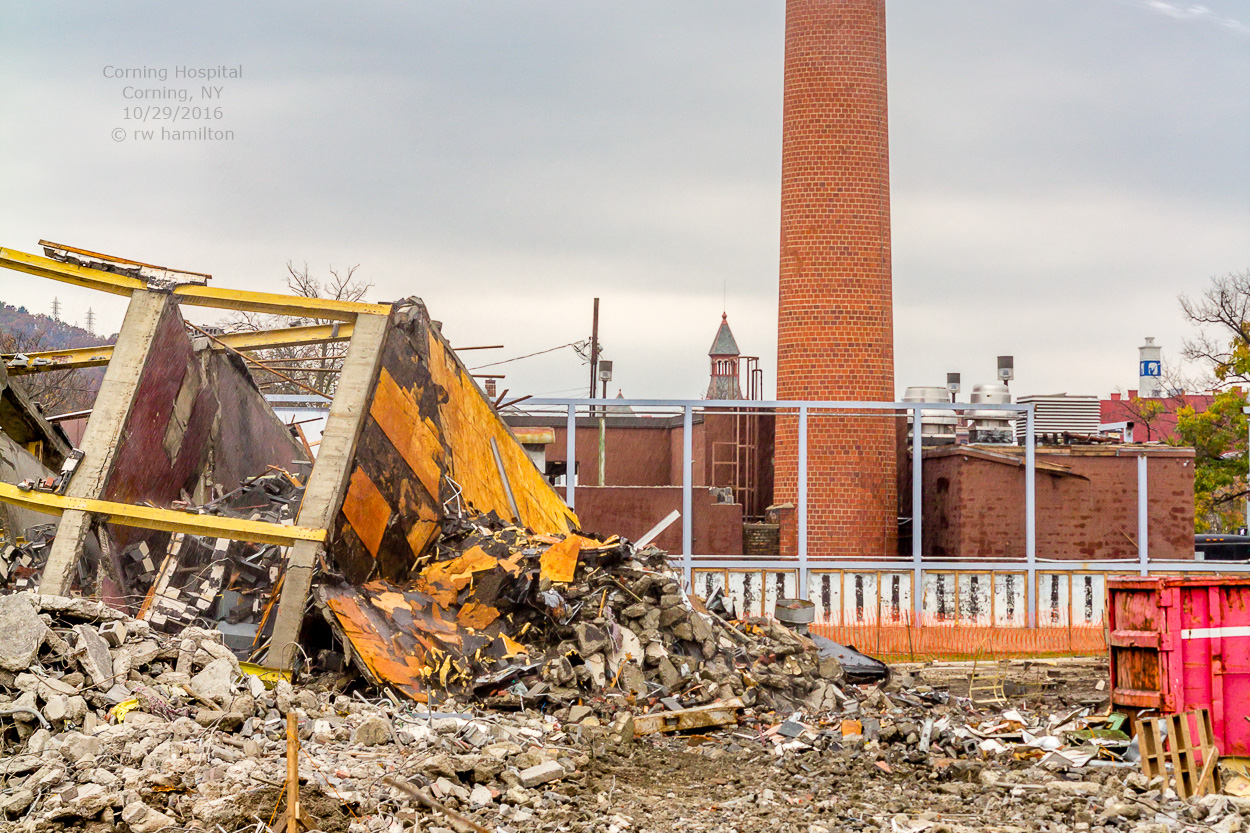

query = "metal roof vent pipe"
(969, 382), (1015, 444)
(773, 597), (815, 635)
(773, 597), (891, 684)
(903, 386), (958, 445)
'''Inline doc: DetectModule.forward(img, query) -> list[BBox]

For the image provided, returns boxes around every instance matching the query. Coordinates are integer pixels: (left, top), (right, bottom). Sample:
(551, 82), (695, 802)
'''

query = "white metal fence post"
(1138, 453), (1149, 576)
(798, 406), (809, 600)
(912, 405), (923, 619)
(1026, 405), (1037, 627)
(565, 403), (577, 510)
(682, 404), (693, 589)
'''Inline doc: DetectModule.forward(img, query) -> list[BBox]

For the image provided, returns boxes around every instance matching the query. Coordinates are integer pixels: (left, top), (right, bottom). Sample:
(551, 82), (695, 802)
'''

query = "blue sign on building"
(1140, 360), (1161, 377)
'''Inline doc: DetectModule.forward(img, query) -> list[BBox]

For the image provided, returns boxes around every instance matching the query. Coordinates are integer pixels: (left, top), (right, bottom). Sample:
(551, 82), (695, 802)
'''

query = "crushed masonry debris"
(0, 592), (1247, 832)
(317, 508), (844, 710)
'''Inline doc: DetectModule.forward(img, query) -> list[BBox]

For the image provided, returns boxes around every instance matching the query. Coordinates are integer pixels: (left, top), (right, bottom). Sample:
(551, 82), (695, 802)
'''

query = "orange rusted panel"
(539, 535), (580, 583)
(405, 519), (440, 558)
(341, 468), (391, 558)
(320, 577), (523, 699)
(369, 367), (444, 501)
(457, 601), (500, 630)
(320, 588), (428, 701)
(424, 328), (575, 534)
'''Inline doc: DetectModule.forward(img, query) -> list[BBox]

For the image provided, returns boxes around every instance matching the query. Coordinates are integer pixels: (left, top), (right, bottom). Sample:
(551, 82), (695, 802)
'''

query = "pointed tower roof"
(607, 389), (634, 415)
(708, 313), (740, 357)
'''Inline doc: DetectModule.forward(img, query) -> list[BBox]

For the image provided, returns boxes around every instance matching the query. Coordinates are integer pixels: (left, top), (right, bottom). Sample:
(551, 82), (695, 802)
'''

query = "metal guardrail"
(523, 398), (1248, 629)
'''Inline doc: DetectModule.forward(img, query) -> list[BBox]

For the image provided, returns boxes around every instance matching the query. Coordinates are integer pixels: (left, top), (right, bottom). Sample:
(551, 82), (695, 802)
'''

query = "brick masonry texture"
(919, 448), (1195, 561)
(775, 0), (897, 557)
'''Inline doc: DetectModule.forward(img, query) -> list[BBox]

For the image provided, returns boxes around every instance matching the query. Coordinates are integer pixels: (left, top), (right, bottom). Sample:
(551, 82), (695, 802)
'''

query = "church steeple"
(706, 313), (744, 400)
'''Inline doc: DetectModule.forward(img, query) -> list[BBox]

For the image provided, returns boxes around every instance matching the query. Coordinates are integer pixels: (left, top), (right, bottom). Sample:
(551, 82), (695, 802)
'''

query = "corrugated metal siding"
(1015, 394), (1101, 441)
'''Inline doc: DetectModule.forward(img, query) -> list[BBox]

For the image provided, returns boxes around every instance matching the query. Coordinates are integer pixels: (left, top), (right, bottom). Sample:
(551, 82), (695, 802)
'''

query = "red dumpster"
(1107, 575), (1250, 757)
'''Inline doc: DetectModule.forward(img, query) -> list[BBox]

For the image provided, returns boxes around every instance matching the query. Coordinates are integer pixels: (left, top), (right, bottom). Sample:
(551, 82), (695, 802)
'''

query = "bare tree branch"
(214, 262), (371, 397)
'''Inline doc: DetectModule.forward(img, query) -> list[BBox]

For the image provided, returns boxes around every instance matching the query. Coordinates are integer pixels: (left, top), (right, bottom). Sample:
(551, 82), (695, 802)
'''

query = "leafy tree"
(1172, 389), (1247, 532)
(1179, 270), (1250, 531)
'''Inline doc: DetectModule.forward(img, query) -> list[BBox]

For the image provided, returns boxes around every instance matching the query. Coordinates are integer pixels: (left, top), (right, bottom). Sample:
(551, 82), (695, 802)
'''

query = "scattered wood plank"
(633, 698), (745, 736)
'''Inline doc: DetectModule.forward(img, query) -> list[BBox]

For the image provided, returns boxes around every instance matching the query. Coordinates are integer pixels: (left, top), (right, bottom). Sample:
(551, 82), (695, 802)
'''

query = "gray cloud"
(1137, 1), (1250, 34)
(0, 1), (1246, 405)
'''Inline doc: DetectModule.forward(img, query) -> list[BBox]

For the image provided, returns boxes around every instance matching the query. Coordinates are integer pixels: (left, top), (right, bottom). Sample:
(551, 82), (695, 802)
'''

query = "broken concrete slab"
(189, 657), (234, 705)
(518, 760), (565, 788)
(72, 623), (114, 686)
(0, 593), (47, 671)
(633, 698), (745, 736)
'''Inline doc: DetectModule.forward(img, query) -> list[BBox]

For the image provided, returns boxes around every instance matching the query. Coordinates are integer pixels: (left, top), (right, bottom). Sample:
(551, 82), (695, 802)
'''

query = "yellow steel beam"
(0, 247), (144, 296)
(0, 482), (326, 546)
(5, 346), (115, 374)
(4, 322), (357, 375)
(222, 321), (355, 351)
(173, 285), (390, 322)
(0, 247), (391, 321)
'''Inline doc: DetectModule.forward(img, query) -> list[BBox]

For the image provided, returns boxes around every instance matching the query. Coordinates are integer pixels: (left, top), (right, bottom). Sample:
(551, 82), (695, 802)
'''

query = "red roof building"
(1100, 390), (1220, 443)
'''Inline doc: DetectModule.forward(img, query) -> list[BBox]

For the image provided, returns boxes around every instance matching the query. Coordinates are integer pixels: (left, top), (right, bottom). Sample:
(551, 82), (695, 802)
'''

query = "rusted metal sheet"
(329, 301), (576, 586)
(539, 535), (580, 583)
(1108, 575), (1250, 756)
(318, 514), (633, 701)
(423, 322), (574, 533)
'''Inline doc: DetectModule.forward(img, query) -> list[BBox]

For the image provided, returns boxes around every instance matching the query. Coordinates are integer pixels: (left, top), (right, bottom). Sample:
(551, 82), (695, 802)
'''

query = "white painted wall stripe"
(1180, 626), (1250, 640)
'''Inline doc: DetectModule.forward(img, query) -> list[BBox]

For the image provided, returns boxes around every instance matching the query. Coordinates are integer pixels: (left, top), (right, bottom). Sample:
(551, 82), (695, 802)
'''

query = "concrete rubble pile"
(318, 509), (843, 710)
(0, 588), (632, 832)
(3, 588), (1247, 833)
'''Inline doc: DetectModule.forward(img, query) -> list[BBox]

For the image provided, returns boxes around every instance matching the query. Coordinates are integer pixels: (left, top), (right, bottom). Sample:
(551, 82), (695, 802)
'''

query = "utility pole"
(588, 298), (600, 404)
(85, 308), (96, 334)
(51, 297), (62, 321)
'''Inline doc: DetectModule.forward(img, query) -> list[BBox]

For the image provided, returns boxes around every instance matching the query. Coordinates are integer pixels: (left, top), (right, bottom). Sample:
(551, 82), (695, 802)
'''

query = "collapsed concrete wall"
(0, 256), (578, 684)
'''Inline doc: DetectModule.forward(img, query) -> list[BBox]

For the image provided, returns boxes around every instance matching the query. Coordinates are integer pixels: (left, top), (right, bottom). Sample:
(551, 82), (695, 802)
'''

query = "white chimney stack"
(1139, 337), (1162, 398)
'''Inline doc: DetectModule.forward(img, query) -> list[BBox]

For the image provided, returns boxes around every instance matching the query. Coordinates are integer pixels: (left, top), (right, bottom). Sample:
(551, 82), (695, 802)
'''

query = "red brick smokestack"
(775, 0), (897, 558)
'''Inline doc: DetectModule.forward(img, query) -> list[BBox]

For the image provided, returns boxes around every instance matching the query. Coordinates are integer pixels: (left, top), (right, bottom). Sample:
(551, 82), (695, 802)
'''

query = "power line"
(470, 340), (586, 371)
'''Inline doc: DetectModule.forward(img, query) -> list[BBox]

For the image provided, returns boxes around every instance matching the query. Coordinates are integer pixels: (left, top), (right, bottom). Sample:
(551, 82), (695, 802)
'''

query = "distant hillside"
(0, 301), (114, 415)
(0, 302), (117, 350)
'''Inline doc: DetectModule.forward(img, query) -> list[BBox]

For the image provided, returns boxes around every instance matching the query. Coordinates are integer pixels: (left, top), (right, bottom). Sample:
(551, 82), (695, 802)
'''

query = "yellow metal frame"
(4, 322), (357, 375)
(0, 482), (325, 546)
(0, 247), (391, 321)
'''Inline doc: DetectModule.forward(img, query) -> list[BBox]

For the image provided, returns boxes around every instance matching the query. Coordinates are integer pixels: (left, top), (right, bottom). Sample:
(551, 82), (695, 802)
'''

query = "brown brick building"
(775, 0), (897, 558)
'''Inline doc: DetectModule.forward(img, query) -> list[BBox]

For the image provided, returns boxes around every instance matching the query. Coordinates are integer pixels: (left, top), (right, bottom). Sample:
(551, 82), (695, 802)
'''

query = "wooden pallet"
(1135, 708), (1222, 799)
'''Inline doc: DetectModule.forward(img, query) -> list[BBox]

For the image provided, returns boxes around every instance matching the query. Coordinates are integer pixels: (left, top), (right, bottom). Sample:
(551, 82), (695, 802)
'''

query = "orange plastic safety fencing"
(809, 612), (1106, 662)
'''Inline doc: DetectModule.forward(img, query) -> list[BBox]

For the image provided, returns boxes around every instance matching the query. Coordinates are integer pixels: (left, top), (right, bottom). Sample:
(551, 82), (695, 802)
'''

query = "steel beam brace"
(0, 247), (391, 321)
(6, 322), (357, 375)
(0, 482), (325, 545)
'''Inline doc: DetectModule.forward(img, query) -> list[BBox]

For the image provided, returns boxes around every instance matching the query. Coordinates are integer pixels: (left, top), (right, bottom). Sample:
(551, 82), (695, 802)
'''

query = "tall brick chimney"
(775, 0), (897, 558)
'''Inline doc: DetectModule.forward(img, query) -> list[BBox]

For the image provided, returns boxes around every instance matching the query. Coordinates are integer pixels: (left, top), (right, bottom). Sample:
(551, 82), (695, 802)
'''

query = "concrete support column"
(269, 312), (389, 670)
(39, 290), (172, 596)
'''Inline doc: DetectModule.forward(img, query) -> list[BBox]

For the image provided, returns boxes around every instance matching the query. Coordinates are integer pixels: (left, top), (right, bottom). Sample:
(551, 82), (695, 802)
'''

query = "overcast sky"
(1, 0), (1247, 404)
